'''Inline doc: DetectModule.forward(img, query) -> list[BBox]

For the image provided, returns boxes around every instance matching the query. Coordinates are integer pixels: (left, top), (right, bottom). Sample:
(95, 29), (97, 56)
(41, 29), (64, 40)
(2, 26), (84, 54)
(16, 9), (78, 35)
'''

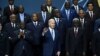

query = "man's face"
(41, 5), (46, 11)
(65, 2), (70, 9)
(73, 0), (78, 5)
(9, 0), (14, 5)
(10, 15), (16, 23)
(19, 5), (24, 13)
(46, 0), (52, 6)
(49, 19), (55, 29)
(88, 4), (93, 11)
(79, 10), (85, 18)
(32, 14), (38, 21)
(55, 12), (60, 18)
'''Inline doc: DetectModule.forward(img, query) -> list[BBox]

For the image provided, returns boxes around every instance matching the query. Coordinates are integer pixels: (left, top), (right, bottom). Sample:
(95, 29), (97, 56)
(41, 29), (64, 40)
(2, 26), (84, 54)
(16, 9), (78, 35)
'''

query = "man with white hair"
(42, 19), (61, 56)
(65, 18), (86, 56)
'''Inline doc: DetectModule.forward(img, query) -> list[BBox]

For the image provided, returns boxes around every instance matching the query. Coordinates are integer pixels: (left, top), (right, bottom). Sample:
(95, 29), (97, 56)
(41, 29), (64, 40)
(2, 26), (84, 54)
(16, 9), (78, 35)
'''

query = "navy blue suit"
(43, 29), (61, 56)
(12, 30), (34, 56)
(61, 8), (77, 28)
(26, 21), (43, 56)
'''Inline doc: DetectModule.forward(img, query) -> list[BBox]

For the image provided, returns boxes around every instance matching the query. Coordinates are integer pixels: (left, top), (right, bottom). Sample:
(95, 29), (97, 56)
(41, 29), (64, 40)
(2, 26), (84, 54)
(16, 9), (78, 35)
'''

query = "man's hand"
(42, 28), (48, 36)
(56, 51), (61, 56)
(19, 32), (24, 39)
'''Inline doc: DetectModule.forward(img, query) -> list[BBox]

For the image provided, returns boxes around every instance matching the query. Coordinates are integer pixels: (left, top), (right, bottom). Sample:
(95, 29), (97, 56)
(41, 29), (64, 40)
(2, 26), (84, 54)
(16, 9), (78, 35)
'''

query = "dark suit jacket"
(61, 8), (77, 28)
(0, 31), (8, 56)
(43, 29), (61, 56)
(54, 18), (67, 44)
(26, 22), (44, 45)
(93, 31), (100, 55)
(66, 27), (86, 53)
(12, 29), (34, 56)
(3, 5), (18, 23)
(38, 12), (50, 27)
(78, 17), (88, 30)
(16, 13), (31, 25)
(85, 11), (97, 33)
(4, 23), (19, 38)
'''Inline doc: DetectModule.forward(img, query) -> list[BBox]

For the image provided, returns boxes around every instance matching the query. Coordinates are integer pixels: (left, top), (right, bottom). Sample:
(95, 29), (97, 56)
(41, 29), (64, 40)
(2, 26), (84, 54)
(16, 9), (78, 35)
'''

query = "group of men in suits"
(0, 0), (100, 56)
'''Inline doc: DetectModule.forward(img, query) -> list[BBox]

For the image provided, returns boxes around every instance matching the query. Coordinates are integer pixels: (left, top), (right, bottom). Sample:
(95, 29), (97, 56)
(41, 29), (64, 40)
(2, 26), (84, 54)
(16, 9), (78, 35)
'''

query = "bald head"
(48, 19), (55, 29)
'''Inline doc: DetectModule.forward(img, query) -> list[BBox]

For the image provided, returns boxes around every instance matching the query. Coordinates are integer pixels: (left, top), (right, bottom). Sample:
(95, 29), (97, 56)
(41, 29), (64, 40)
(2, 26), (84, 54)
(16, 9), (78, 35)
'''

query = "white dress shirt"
(9, 5), (14, 11)
(65, 9), (70, 20)
(42, 11), (46, 22)
(19, 13), (24, 22)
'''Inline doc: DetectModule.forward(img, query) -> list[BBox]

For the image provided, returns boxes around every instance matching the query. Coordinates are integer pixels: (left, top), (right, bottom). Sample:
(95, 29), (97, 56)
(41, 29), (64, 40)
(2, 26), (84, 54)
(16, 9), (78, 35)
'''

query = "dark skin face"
(8, 0), (14, 5)
(20, 23), (25, 30)
(32, 13), (39, 22)
(46, 0), (52, 6)
(19, 5), (24, 13)
(65, 2), (70, 9)
(10, 14), (16, 23)
(41, 4), (47, 12)
(73, 21), (79, 27)
(54, 10), (61, 18)
(73, 0), (78, 5)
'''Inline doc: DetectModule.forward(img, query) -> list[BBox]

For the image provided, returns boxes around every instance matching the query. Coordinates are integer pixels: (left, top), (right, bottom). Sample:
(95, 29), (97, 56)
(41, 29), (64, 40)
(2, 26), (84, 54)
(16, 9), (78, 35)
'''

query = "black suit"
(93, 31), (100, 56)
(17, 13), (31, 25)
(3, 5), (18, 23)
(38, 12), (51, 27)
(65, 27), (86, 56)
(85, 11), (97, 56)
(0, 31), (8, 56)
(4, 22), (19, 56)
(54, 17), (67, 56)
(26, 21), (44, 56)
(12, 29), (34, 56)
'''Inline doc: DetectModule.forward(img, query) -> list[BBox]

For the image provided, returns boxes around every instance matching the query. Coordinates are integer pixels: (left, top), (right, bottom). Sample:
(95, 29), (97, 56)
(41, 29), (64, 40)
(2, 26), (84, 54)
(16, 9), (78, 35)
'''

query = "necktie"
(90, 12), (93, 18)
(74, 28), (78, 37)
(43, 13), (46, 22)
(35, 22), (37, 27)
(67, 10), (70, 20)
(51, 29), (55, 40)
(81, 19), (84, 28)
(57, 18), (59, 26)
